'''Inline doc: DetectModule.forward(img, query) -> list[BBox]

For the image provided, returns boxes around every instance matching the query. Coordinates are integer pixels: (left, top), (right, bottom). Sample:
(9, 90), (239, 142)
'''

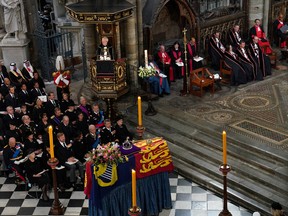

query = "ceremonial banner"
(84, 161), (93, 198)
(134, 138), (174, 178)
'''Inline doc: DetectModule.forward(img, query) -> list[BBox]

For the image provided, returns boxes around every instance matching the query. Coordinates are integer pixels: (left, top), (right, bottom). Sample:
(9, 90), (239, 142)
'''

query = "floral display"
(138, 66), (156, 78)
(90, 142), (124, 166)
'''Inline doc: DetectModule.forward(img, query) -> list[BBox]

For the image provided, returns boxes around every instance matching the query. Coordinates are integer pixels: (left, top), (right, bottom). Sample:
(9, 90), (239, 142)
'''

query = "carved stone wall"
(199, 12), (246, 52)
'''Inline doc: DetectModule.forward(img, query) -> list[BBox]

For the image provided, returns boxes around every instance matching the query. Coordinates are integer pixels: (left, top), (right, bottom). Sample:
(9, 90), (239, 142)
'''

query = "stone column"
(263, 0), (270, 34)
(115, 22), (121, 59)
(248, 0), (264, 29)
(126, 11), (139, 91)
(136, 0), (143, 65)
(52, 0), (67, 20)
(83, 24), (96, 82)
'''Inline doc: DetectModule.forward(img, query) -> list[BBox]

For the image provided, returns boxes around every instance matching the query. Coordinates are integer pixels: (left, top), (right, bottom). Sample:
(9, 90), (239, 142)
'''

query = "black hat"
(68, 100), (75, 107)
(25, 131), (34, 138)
(115, 115), (123, 122)
(9, 120), (17, 126)
(271, 202), (282, 210)
(26, 148), (36, 155)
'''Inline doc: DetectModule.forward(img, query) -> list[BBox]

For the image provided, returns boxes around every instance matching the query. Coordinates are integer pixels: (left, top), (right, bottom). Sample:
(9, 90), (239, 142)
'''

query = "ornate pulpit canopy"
(65, 0), (135, 23)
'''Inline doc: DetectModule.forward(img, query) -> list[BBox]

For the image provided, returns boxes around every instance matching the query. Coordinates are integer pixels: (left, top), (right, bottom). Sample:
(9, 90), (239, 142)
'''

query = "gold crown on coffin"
(55, 55), (65, 71)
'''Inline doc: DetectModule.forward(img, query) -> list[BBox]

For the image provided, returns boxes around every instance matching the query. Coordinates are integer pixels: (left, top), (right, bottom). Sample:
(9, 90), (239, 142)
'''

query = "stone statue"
(0, 0), (27, 41)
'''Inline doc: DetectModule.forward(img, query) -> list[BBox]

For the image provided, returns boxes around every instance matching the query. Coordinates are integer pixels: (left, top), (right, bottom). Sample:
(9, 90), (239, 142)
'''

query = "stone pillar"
(126, 11), (139, 91)
(248, 0), (264, 29)
(83, 24), (96, 82)
(136, 0), (143, 65)
(115, 22), (121, 59)
(263, 0), (270, 34)
(53, 0), (67, 20)
(0, 40), (30, 68)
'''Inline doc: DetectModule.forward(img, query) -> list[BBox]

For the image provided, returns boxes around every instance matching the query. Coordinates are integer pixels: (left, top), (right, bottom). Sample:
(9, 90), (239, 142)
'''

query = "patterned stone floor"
(0, 172), (253, 216)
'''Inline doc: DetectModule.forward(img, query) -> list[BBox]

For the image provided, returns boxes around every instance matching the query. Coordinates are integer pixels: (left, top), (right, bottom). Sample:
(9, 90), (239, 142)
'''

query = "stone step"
(126, 106), (288, 214)
(172, 157), (271, 216)
(128, 107), (287, 178)
(168, 142), (287, 205)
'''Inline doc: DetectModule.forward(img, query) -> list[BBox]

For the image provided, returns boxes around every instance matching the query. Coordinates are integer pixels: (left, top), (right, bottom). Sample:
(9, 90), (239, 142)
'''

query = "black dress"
(25, 158), (49, 188)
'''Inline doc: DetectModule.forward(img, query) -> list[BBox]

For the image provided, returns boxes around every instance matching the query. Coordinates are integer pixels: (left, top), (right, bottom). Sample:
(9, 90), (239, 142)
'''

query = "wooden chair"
(260, 44), (277, 69)
(190, 67), (215, 97)
(220, 59), (232, 84)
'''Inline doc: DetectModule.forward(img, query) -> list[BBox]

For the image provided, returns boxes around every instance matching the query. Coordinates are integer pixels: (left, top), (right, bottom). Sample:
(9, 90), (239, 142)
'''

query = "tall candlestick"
(137, 96), (142, 126)
(223, 131), (227, 164)
(132, 169), (137, 208)
(144, 50), (148, 68)
(48, 126), (54, 158)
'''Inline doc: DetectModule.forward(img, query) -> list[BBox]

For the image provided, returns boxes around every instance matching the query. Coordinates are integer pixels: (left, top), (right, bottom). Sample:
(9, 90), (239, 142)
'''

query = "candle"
(48, 126), (54, 158)
(223, 131), (227, 165)
(132, 169), (136, 207)
(137, 96), (142, 126)
(144, 49), (148, 68)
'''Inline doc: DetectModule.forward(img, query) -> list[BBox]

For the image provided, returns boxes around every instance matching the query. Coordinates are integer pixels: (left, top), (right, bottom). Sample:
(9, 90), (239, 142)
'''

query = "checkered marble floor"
(0, 172), (252, 216)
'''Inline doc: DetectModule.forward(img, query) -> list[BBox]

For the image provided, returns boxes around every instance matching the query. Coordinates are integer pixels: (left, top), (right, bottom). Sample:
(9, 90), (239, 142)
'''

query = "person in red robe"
(249, 19), (273, 54)
(273, 13), (288, 48)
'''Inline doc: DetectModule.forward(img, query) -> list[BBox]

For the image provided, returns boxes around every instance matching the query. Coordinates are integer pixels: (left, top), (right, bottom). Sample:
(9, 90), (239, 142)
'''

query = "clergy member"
(209, 31), (225, 70)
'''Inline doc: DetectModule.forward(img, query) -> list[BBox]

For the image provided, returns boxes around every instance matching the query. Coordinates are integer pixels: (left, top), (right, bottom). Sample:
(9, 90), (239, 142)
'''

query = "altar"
(84, 138), (174, 216)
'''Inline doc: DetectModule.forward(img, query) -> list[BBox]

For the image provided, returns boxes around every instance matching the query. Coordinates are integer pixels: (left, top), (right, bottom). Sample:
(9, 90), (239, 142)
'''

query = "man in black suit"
(55, 132), (84, 186)
(58, 115), (75, 143)
(0, 64), (9, 86)
(3, 106), (21, 130)
(0, 78), (11, 97)
(5, 86), (20, 108)
(28, 72), (45, 91)
(100, 119), (116, 145)
(30, 82), (46, 103)
(46, 92), (60, 117)
(18, 84), (33, 109)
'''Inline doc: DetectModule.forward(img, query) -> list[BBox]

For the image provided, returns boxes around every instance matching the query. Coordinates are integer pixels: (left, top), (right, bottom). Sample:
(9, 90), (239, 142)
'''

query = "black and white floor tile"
(0, 172), (252, 216)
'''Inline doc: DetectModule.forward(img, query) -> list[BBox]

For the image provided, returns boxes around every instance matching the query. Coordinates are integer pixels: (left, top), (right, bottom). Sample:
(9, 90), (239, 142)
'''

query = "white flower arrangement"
(138, 66), (156, 78)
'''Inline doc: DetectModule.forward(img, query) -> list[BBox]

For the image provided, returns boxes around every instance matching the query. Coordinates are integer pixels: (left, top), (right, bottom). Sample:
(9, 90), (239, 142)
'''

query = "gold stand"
(136, 126), (145, 139)
(128, 206), (141, 216)
(47, 158), (65, 215)
(218, 164), (232, 216)
(180, 28), (189, 96)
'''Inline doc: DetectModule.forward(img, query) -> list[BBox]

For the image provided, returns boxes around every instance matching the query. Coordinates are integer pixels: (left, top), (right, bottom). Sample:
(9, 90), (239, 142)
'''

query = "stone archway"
(143, 0), (198, 51)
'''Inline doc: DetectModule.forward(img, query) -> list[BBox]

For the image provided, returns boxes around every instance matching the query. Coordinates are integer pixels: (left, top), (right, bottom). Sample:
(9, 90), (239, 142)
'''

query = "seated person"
(5, 85), (20, 108)
(28, 72), (45, 91)
(5, 121), (22, 143)
(75, 112), (89, 137)
(224, 45), (247, 86)
(89, 103), (105, 129)
(60, 93), (74, 113)
(24, 149), (50, 201)
(3, 137), (26, 182)
(273, 13), (288, 48)
(249, 19), (273, 54)
(115, 116), (133, 145)
(58, 115), (75, 143)
(72, 131), (89, 163)
(19, 115), (37, 137)
(64, 101), (78, 125)
(209, 32), (225, 70)
(155, 45), (172, 85)
(148, 55), (170, 97)
(77, 96), (92, 121)
(9, 62), (28, 90)
(100, 119), (116, 144)
(50, 107), (63, 132)
(228, 25), (242, 48)
(55, 133), (84, 186)
(85, 125), (100, 151)
(21, 60), (37, 81)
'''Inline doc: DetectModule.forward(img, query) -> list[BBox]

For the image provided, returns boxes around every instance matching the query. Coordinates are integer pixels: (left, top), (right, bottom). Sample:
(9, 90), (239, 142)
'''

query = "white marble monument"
(0, 0), (30, 68)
